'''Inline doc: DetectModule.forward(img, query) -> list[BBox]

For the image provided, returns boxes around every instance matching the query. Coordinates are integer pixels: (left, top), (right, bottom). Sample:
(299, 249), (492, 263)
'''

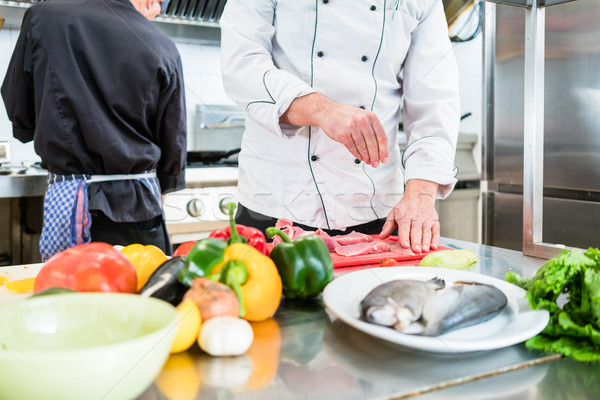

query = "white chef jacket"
(220, 0), (460, 230)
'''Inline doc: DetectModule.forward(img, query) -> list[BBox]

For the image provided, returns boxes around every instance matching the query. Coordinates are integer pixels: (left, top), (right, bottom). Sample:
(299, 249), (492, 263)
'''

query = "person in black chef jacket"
(1, 0), (186, 260)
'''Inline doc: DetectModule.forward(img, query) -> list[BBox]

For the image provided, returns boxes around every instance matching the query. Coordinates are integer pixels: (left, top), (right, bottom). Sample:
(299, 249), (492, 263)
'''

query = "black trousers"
(235, 203), (394, 237)
(90, 211), (172, 255)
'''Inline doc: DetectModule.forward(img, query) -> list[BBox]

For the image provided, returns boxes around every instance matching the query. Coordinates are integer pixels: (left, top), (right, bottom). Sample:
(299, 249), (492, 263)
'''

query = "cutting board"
(330, 236), (451, 268)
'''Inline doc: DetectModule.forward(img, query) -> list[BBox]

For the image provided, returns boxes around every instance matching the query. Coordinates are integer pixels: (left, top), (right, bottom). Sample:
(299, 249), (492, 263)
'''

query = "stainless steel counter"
(135, 238), (596, 400)
(0, 172), (47, 198)
(0, 171), (47, 265)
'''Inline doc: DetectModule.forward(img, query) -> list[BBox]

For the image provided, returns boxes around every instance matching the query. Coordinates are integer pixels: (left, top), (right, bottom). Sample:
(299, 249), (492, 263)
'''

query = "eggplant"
(139, 257), (188, 306)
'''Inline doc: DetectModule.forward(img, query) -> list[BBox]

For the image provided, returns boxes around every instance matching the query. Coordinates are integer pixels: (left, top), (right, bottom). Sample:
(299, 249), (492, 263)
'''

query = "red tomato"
(380, 258), (399, 267)
(172, 241), (196, 257)
(33, 242), (137, 294)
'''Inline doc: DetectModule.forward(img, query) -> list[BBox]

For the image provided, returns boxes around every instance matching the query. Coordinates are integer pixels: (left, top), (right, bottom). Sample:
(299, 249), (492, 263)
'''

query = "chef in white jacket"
(220, 0), (460, 253)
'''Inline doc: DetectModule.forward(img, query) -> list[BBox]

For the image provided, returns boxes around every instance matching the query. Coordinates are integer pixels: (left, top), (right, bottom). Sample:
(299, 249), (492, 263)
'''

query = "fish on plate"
(360, 278), (445, 330)
(359, 278), (508, 336)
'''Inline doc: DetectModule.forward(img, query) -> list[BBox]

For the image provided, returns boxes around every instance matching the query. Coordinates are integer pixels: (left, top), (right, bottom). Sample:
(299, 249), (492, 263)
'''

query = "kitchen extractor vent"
(0, 0), (227, 27)
(163, 0), (227, 22)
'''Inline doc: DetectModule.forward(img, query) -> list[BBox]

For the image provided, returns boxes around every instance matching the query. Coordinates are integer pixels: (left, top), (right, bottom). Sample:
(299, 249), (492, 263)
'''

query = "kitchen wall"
(0, 25), (482, 168)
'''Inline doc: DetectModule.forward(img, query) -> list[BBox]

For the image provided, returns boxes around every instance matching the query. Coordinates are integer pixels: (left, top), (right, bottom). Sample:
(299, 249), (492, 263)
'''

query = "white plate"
(0, 263), (44, 305)
(323, 267), (549, 354)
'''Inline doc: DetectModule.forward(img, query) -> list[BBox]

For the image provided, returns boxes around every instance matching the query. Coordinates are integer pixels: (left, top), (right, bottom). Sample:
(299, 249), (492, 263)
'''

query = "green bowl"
(0, 292), (177, 400)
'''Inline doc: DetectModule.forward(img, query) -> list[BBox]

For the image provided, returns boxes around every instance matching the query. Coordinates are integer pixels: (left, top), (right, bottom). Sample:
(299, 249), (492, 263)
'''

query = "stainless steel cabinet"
(482, 0), (600, 252)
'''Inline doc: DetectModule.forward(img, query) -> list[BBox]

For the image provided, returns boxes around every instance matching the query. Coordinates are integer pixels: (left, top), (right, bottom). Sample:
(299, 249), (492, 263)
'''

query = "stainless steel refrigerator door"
(493, 0), (600, 191)
(484, 192), (600, 251)
(484, 0), (600, 251)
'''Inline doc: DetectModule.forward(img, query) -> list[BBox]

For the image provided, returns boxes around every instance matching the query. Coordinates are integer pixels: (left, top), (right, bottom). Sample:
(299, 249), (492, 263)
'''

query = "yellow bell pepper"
(244, 318), (282, 389)
(121, 244), (168, 291)
(211, 243), (282, 322)
(5, 277), (36, 294)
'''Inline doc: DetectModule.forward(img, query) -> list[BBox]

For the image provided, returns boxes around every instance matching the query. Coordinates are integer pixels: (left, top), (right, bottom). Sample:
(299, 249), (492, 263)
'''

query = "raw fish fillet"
(419, 281), (508, 336)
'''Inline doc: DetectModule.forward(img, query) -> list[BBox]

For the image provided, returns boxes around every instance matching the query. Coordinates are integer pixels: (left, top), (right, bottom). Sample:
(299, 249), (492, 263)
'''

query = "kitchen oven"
(163, 104), (245, 245)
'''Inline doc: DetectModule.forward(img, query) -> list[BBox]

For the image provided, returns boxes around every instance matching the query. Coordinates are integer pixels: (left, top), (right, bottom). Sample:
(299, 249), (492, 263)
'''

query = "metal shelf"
(483, 0), (575, 7)
(0, 1), (221, 43)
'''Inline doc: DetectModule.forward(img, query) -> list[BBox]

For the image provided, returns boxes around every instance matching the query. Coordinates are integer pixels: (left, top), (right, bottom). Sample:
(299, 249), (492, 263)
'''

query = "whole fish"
(419, 281), (508, 336)
(360, 278), (445, 330)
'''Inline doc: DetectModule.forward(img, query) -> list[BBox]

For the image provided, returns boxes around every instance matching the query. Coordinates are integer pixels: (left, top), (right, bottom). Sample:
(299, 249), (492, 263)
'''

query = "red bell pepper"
(209, 203), (269, 255)
(33, 242), (138, 294)
(172, 240), (196, 257)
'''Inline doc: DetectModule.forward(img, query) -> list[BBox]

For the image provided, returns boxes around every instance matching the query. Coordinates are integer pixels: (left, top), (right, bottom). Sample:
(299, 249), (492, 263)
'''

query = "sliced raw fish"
(333, 231), (374, 245)
(335, 241), (391, 257)
(419, 282), (508, 336)
(360, 278), (445, 330)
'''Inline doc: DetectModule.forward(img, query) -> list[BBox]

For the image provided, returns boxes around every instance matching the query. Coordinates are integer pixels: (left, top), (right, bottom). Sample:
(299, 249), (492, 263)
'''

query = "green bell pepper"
(177, 238), (228, 287)
(176, 237), (251, 317)
(211, 259), (249, 317)
(266, 227), (334, 299)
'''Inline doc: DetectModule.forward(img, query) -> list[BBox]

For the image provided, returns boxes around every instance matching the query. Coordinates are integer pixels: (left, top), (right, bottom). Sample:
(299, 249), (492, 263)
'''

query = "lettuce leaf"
(506, 248), (600, 362)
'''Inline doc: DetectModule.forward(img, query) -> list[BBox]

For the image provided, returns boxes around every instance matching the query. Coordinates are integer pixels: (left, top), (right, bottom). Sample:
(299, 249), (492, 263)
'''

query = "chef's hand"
(281, 93), (388, 167)
(380, 179), (440, 253)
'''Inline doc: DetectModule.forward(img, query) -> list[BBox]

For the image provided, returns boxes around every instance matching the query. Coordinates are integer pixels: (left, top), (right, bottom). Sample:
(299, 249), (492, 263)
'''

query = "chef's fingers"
(431, 220), (440, 250)
(420, 218), (440, 252)
(369, 117), (389, 165)
(344, 136), (365, 164)
(379, 214), (397, 240)
(396, 215), (412, 249)
(355, 116), (381, 167)
(335, 129), (363, 162)
(409, 219), (424, 254)
(349, 127), (371, 165)
(421, 223), (433, 252)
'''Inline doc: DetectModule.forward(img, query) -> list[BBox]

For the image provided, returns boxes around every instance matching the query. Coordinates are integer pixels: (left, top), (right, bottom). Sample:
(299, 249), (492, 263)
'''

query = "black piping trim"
(362, 0), (388, 221)
(308, 127), (331, 229)
(246, 70), (276, 111)
(402, 135), (435, 169)
(369, 0), (386, 112)
(401, 135), (455, 169)
(310, 1), (317, 88)
(362, 164), (380, 220)
(307, 0), (330, 229)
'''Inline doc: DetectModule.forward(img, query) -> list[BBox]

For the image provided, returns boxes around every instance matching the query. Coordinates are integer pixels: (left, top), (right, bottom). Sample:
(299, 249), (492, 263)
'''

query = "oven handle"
(205, 116), (246, 129)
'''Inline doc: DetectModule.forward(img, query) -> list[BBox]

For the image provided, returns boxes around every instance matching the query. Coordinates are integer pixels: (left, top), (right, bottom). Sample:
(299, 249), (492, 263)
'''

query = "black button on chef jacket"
(1, 0), (187, 223)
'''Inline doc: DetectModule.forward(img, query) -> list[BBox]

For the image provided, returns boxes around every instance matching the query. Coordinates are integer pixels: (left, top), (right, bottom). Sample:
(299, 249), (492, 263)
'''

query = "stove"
(163, 166), (239, 244)
(164, 104), (245, 244)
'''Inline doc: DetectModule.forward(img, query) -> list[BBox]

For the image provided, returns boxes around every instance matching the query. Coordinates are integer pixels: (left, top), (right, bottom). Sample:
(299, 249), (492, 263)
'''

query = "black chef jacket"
(1, 0), (187, 223)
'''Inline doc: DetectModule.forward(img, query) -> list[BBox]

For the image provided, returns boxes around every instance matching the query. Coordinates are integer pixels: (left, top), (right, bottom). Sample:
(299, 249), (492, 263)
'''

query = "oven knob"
(219, 196), (237, 215)
(186, 198), (205, 218)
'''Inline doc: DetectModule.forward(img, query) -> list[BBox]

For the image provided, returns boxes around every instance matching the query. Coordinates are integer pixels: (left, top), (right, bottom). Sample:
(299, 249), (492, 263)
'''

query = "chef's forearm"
(404, 179), (439, 202)
(280, 92), (334, 128)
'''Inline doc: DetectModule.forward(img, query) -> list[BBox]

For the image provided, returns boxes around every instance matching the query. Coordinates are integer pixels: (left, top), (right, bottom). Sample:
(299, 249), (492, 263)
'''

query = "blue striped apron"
(39, 171), (161, 262)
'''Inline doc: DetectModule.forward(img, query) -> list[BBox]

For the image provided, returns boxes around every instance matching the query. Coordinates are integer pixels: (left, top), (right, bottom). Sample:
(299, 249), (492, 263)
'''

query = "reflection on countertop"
(0, 164), (48, 198)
